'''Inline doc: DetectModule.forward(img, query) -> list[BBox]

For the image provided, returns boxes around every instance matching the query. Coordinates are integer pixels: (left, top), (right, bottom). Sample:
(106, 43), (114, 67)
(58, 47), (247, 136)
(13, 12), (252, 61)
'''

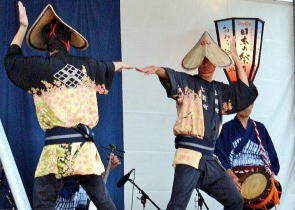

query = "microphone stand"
(0, 161), (16, 209)
(127, 178), (161, 210)
(196, 189), (209, 210)
(103, 145), (115, 183)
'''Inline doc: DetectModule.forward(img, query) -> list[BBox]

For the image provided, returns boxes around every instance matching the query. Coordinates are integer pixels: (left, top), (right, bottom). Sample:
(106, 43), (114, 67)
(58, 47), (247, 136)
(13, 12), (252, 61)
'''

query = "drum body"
(240, 171), (282, 209)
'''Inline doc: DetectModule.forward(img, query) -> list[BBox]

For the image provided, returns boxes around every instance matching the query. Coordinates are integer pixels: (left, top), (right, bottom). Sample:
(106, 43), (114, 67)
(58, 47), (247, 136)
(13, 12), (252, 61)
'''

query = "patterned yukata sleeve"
(158, 67), (188, 99)
(4, 44), (47, 92)
(88, 59), (115, 94)
(219, 80), (258, 114)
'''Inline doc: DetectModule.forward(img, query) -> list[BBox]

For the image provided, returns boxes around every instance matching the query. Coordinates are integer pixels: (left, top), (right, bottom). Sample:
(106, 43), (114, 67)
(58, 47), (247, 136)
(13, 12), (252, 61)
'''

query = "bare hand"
(113, 62), (134, 72)
(135, 66), (159, 75)
(232, 175), (241, 191)
(109, 155), (121, 169)
(18, 1), (28, 28)
(230, 36), (238, 60)
(226, 169), (241, 191)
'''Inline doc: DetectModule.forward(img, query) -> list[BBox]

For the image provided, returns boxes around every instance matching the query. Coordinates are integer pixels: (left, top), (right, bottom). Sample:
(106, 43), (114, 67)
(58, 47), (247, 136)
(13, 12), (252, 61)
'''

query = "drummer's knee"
(232, 193), (244, 209)
(224, 192), (244, 210)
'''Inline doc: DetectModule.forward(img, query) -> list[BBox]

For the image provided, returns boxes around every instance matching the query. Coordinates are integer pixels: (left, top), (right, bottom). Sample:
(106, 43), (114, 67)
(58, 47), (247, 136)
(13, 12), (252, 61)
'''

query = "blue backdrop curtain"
(0, 0), (124, 209)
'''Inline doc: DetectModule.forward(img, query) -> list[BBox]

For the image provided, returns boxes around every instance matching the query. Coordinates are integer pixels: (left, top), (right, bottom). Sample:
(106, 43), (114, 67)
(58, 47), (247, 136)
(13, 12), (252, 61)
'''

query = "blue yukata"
(215, 117), (280, 175)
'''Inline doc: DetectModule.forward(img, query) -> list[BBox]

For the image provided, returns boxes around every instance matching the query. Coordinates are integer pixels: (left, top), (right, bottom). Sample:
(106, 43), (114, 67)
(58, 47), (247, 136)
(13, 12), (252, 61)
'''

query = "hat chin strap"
(59, 39), (70, 51)
(47, 23), (70, 52)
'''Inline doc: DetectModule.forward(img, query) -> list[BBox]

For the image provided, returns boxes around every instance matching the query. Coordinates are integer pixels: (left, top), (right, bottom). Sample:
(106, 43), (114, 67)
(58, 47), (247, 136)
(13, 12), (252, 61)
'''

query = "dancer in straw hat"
(4, 2), (133, 209)
(136, 31), (258, 210)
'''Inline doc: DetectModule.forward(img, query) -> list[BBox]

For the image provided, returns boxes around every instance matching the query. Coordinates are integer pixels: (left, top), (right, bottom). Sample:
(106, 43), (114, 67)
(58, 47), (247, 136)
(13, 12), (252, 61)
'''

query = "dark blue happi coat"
(159, 68), (258, 154)
(215, 117), (280, 175)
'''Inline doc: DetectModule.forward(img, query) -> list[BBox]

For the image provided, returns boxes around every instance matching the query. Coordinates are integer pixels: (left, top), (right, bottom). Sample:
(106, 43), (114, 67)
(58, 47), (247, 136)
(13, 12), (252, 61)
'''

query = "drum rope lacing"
(253, 120), (280, 210)
(252, 120), (273, 176)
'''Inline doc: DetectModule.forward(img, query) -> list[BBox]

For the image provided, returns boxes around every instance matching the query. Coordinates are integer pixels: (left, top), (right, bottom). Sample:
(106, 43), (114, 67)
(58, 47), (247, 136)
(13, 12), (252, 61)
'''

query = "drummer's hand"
(109, 155), (121, 169)
(232, 175), (241, 191)
(226, 169), (241, 191)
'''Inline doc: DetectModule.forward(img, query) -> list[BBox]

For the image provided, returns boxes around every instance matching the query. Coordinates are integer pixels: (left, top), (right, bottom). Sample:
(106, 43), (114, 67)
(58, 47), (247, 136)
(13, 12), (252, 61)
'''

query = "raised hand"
(10, 1), (28, 46)
(230, 36), (239, 63)
(18, 1), (28, 28)
(229, 36), (249, 85)
(113, 62), (134, 72)
(230, 36), (238, 59)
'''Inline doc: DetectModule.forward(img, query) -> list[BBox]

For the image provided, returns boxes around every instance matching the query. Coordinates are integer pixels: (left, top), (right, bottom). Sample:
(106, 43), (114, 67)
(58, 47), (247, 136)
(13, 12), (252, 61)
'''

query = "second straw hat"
(26, 4), (88, 51)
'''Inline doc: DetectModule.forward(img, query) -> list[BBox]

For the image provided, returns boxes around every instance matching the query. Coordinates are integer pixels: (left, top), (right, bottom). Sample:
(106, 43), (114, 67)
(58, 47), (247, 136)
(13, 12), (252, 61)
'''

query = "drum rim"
(241, 170), (282, 209)
(241, 170), (272, 203)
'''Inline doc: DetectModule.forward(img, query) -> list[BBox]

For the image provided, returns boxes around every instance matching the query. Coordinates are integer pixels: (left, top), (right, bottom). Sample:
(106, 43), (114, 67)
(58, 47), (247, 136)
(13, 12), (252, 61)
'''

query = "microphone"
(109, 144), (125, 153)
(109, 144), (116, 150)
(117, 169), (135, 188)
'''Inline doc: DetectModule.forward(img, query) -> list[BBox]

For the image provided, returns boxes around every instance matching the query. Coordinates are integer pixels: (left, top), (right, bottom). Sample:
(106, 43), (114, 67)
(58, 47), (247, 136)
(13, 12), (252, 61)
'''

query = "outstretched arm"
(11, 1), (28, 47)
(135, 66), (169, 80)
(230, 36), (249, 87)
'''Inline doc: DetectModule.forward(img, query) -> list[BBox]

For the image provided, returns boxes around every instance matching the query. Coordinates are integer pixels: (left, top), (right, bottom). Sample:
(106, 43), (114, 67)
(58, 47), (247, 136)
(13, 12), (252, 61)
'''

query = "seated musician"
(215, 103), (280, 209)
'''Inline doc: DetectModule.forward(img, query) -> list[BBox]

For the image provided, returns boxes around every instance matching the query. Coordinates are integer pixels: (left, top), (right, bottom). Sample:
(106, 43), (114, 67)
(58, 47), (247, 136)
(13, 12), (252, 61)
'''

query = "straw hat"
(26, 4), (88, 51)
(182, 31), (232, 70)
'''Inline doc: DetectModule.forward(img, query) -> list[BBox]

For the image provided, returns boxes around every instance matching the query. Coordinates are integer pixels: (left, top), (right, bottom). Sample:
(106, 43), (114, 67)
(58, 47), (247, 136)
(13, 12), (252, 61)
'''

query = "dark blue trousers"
(33, 174), (116, 210)
(167, 155), (244, 210)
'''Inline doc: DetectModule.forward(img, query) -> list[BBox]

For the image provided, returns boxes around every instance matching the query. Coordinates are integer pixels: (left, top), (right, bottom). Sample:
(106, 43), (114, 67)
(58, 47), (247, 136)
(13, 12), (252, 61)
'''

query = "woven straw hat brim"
(26, 4), (88, 51)
(182, 32), (232, 70)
